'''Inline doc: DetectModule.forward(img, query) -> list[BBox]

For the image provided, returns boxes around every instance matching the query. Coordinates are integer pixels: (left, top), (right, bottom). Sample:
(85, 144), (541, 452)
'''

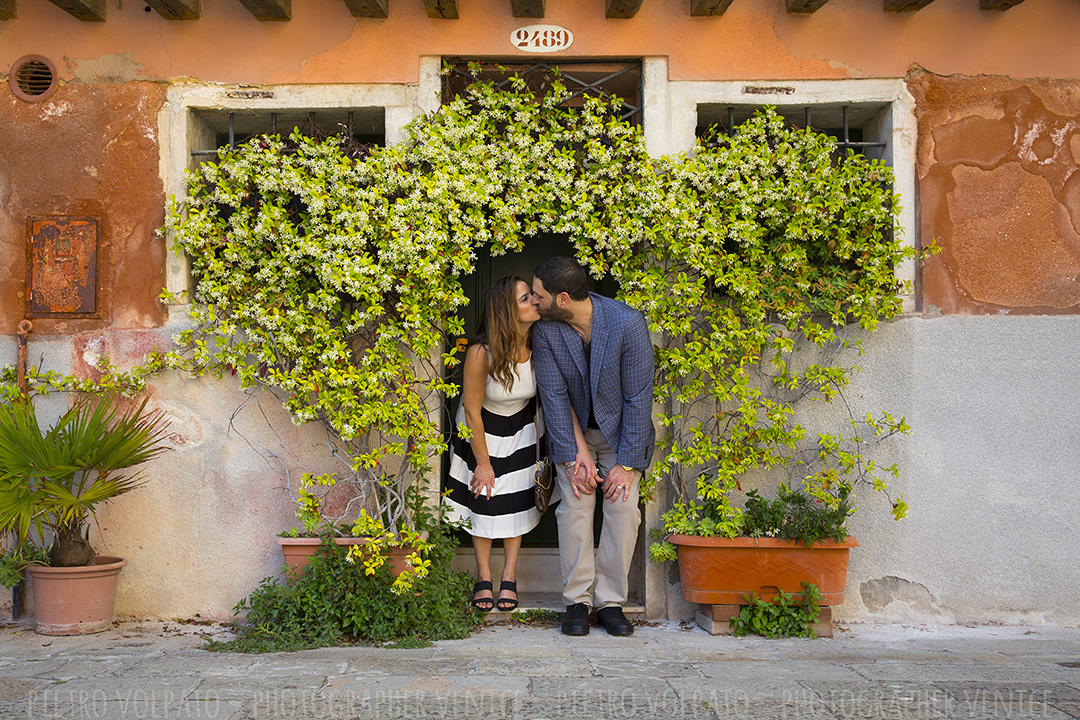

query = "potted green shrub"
(621, 110), (923, 611)
(0, 391), (169, 635)
(276, 470), (430, 586)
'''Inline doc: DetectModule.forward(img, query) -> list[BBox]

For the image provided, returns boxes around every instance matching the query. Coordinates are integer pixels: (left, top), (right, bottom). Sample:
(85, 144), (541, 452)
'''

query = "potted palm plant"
(0, 392), (170, 635)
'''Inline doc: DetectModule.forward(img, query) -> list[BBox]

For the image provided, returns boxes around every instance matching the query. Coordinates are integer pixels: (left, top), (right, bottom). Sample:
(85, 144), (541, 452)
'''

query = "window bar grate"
(444, 60), (642, 125)
(191, 110), (379, 158)
(721, 105), (887, 155)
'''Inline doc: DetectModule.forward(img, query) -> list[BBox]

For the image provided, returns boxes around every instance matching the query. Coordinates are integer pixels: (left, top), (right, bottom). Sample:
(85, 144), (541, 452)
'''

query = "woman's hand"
(471, 461), (496, 499)
(568, 449), (598, 499)
(573, 448), (598, 487)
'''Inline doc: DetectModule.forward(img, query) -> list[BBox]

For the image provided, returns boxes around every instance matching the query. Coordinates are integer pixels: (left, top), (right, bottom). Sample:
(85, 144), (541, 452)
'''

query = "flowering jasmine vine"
(145, 71), (925, 580)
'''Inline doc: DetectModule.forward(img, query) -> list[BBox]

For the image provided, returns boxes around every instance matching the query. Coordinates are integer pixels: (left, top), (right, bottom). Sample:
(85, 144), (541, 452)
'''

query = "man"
(531, 257), (655, 637)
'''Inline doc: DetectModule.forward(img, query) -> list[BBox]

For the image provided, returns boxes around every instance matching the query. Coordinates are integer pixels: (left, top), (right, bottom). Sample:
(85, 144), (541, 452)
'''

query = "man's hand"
(471, 462), (496, 499)
(602, 464), (635, 503)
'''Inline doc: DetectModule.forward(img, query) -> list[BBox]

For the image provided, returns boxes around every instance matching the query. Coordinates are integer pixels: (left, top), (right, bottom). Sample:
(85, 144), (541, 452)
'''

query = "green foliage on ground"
(205, 520), (481, 654)
(730, 582), (823, 639)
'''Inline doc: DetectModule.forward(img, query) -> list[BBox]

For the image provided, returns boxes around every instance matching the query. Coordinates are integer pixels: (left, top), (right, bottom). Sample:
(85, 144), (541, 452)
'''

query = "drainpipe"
(11, 320), (33, 619)
(16, 319), (32, 399)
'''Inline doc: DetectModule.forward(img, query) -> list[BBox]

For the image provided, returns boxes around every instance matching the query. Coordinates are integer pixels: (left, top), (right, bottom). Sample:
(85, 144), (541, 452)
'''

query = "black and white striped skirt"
(444, 397), (543, 539)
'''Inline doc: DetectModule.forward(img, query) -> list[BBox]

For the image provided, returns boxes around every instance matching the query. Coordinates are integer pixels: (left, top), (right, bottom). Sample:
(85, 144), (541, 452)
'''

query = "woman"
(444, 275), (591, 612)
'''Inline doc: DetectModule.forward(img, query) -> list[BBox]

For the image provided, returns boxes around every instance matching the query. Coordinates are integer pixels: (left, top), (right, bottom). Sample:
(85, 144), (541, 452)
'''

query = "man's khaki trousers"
(554, 428), (641, 609)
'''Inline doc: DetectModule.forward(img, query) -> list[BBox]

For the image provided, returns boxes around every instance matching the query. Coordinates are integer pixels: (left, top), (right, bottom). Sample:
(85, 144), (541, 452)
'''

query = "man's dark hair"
(534, 256), (589, 301)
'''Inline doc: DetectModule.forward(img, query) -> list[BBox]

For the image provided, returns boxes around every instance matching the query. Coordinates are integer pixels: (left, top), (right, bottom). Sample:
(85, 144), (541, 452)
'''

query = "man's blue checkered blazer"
(533, 293), (655, 470)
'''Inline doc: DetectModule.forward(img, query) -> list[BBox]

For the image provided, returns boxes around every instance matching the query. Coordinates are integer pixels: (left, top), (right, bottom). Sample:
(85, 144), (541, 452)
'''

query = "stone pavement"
(0, 618), (1078, 719)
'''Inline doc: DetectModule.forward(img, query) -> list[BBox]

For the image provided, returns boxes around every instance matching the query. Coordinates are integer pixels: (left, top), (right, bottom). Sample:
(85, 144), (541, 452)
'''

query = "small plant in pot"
(0, 391), (170, 635)
(276, 469), (432, 591)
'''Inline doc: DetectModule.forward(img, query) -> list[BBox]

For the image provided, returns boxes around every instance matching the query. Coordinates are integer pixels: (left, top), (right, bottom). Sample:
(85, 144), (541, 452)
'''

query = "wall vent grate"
(9, 55), (58, 103)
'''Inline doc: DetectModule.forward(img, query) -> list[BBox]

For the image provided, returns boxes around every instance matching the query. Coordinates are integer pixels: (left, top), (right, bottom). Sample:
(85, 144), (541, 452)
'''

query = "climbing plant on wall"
(157, 66), (919, 565)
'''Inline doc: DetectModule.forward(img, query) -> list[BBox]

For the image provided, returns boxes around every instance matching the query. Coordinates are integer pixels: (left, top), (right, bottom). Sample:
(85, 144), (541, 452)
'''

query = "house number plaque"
(511, 25), (574, 53)
(26, 215), (100, 318)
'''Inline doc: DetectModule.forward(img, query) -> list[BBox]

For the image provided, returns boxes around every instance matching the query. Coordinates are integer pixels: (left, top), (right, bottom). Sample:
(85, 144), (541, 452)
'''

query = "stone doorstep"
(696, 604), (834, 638)
(478, 592), (646, 622)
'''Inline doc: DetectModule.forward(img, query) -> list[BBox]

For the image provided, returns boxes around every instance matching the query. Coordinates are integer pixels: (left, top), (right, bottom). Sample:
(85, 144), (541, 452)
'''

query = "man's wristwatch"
(619, 464), (635, 473)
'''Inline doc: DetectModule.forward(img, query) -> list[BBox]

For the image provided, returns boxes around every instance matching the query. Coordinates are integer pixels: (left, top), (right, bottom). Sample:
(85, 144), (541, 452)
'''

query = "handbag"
(533, 402), (555, 513)
(534, 456), (554, 513)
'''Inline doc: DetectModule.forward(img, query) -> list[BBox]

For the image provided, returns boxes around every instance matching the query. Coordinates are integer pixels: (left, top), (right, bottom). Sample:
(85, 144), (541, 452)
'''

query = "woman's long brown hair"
(474, 275), (532, 393)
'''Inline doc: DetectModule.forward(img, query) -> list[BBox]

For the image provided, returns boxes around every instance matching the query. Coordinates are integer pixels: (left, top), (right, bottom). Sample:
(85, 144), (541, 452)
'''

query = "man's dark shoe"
(596, 606), (634, 636)
(562, 603), (590, 636)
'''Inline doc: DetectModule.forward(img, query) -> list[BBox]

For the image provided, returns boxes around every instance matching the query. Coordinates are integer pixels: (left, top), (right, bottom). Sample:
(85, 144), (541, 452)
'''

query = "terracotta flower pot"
(668, 534), (858, 606)
(277, 536), (420, 580)
(26, 556), (127, 636)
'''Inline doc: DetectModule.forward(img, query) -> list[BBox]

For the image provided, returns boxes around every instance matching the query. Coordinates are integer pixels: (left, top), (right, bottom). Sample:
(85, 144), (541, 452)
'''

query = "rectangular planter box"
(668, 534), (858, 606)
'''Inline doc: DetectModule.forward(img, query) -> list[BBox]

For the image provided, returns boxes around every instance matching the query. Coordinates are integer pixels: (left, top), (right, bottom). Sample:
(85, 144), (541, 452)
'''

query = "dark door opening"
(445, 233), (617, 548)
(440, 61), (646, 611)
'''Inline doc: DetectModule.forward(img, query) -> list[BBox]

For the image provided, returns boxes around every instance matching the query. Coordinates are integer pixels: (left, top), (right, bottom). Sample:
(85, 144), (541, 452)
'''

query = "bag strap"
(535, 396), (542, 464)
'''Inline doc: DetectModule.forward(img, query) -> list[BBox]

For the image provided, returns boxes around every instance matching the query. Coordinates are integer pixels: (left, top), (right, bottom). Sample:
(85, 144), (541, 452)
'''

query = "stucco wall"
(9, 302), (1075, 624)
(76, 324), (345, 621)
(0, 82), (166, 334)
(833, 315), (1080, 625)
(913, 72), (1080, 315)
(1, 2), (1079, 625)
(3, 0), (1080, 86)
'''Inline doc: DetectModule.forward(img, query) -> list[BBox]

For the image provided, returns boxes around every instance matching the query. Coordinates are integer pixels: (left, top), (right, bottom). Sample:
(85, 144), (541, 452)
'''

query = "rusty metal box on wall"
(26, 215), (100, 319)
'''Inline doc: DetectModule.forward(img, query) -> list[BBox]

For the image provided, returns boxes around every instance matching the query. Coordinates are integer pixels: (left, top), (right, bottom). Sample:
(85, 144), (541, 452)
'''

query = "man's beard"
(538, 303), (572, 323)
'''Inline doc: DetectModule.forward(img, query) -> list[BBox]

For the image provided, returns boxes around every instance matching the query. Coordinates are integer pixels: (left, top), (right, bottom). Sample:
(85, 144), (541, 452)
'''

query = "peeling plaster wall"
(68, 322), (346, 620)
(0, 3), (1079, 625)
(913, 72), (1080, 314)
(0, 83), (167, 334)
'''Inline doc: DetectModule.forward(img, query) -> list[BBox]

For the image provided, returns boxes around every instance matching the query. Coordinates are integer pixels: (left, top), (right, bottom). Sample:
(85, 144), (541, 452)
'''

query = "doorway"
(446, 233), (615, 549)
(442, 60), (645, 609)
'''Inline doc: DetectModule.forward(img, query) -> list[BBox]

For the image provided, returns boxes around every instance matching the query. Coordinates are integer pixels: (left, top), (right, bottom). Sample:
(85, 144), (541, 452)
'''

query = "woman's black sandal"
(472, 580), (495, 612)
(497, 580), (519, 611)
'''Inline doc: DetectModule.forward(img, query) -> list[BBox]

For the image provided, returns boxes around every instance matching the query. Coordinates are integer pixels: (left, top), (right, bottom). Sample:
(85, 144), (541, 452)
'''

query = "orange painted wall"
(911, 72), (1080, 315)
(3, 0), (1080, 322)
(0, 0), (1078, 85)
(0, 83), (167, 334)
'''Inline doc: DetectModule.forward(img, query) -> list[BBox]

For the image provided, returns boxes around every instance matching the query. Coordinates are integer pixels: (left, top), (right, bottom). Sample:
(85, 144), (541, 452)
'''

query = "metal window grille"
(704, 104), (887, 159)
(191, 110), (383, 159)
(442, 59), (643, 125)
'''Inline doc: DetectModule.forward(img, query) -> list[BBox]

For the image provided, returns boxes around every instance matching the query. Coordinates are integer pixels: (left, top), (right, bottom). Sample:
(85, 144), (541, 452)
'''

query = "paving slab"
(467, 656), (593, 676)
(0, 620), (1077, 719)
(345, 657), (472, 675)
(698, 659), (868, 682)
(854, 662), (1080, 683)
(667, 675), (819, 703)
(588, 657), (703, 677)
(192, 674), (329, 701)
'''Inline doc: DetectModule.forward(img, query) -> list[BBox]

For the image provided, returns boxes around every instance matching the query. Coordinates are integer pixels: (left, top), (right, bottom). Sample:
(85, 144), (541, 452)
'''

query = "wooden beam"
(690, 0), (735, 16)
(0, 0), (16, 21)
(344, 0), (388, 16)
(421, 0), (458, 18)
(511, 0), (545, 17)
(237, 0), (291, 20)
(606, 0), (643, 17)
(47, 0), (106, 21)
(883, 0), (934, 10)
(144, 0), (201, 20)
(980, 0), (1024, 9)
(785, 0), (829, 12)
